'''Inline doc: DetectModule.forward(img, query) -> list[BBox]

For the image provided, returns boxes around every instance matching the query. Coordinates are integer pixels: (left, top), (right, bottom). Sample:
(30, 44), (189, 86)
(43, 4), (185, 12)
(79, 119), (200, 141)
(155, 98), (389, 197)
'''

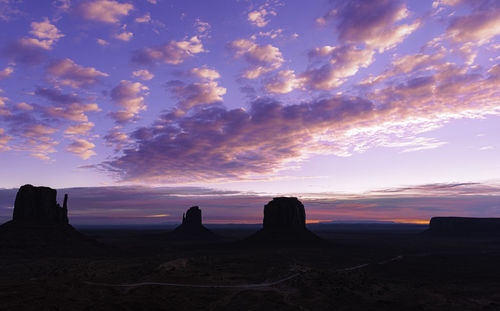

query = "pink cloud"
(78, 0), (133, 24)
(231, 39), (284, 79)
(46, 58), (108, 88)
(110, 80), (149, 123)
(132, 36), (205, 65)
(66, 138), (96, 159)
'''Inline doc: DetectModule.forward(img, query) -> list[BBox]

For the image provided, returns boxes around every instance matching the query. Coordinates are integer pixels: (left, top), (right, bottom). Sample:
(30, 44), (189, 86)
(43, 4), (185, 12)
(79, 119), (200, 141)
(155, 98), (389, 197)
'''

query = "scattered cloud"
(47, 103), (101, 122)
(248, 8), (276, 27)
(0, 128), (12, 151)
(46, 58), (108, 88)
(132, 36), (205, 66)
(66, 138), (96, 159)
(264, 70), (303, 94)
(302, 45), (375, 90)
(135, 12), (151, 23)
(167, 79), (226, 111)
(78, 0), (133, 24)
(64, 122), (95, 135)
(231, 38), (284, 79)
(321, 0), (420, 52)
(0, 67), (13, 79)
(190, 67), (220, 81)
(104, 126), (129, 150)
(132, 69), (154, 81)
(96, 38), (109, 46)
(110, 80), (149, 123)
(194, 18), (210, 37)
(113, 31), (133, 41)
(101, 58), (500, 183)
(15, 102), (33, 111)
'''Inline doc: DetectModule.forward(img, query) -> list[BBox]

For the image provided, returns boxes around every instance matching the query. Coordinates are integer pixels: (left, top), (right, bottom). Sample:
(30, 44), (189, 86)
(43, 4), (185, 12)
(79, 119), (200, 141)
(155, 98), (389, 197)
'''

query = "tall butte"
(246, 197), (321, 244)
(0, 184), (94, 250)
(170, 206), (216, 240)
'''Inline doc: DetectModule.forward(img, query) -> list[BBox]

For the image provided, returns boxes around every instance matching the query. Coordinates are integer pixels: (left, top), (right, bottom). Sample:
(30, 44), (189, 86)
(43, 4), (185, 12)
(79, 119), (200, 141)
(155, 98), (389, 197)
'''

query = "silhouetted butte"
(170, 206), (216, 240)
(245, 197), (321, 245)
(0, 184), (95, 251)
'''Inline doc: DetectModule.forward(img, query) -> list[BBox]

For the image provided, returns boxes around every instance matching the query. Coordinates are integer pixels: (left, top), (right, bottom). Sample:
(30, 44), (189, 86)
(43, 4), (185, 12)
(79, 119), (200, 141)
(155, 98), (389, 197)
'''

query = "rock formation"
(13, 184), (68, 224)
(182, 206), (202, 227)
(171, 206), (216, 240)
(263, 197), (306, 231)
(427, 217), (500, 237)
(0, 184), (96, 252)
(246, 197), (321, 244)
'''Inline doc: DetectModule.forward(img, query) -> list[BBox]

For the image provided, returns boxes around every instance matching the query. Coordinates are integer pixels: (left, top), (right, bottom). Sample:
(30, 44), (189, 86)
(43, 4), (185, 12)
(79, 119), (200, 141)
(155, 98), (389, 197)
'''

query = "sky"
(0, 0), (499, 224)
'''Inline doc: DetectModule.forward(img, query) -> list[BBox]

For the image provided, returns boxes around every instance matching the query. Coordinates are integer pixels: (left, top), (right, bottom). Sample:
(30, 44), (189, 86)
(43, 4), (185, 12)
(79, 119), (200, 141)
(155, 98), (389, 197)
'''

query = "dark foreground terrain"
(1, 224), (500, 311)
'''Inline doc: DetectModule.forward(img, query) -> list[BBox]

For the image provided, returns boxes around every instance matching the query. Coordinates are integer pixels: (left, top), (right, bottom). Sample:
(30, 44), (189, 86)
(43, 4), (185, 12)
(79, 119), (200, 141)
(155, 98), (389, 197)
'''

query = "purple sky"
(0, 0), (499, 224)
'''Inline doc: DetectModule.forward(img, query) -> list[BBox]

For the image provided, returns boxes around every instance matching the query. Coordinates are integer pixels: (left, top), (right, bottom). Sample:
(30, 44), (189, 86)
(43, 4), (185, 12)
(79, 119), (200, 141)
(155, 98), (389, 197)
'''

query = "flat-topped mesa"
(428, 217), (500, 237)
(13, 184), (68, 225)
(263, 197), (306, 231)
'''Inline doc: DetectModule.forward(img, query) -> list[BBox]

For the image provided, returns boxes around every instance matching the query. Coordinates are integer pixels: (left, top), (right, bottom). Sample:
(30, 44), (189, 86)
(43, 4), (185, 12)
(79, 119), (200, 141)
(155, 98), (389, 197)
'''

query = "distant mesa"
(0, 184), (96, 251)
(427, 217), (500, 237)
(170, 206), (216, 240)
(246, 197), (321, 244)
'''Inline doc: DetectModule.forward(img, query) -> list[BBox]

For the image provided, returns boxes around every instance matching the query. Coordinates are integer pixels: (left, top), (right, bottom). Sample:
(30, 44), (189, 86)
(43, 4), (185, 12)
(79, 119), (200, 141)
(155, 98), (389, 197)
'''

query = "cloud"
(96, 38), (109, 46)
(16, 102), (33, 111)
(135, 12), (150, 23)
(324, 0), (420, 52)
(99, 58), (500, 183)
(194, 18), (210, 37)
(0, 67), (13, 79)
(248, 8), (276, 27)
(230, 39), (284, 79)
(132, 36), (205, 66)
(104, 127), (129, 150)
(101, 96), (376, 182)
(29, 17), (64, 44)
(0, 0), (23, 21)
(64, 122), (95, 135)
(47, 103), (101, 122)
(0, 128), (12, 151)
(0, 103), (62, 159)
(12, 18), (64, 51)
(190, 67), (220, 81)
(35, 87), (81, 104)
(167, 80), (226, 111)
(113, 31), (133, 41)
(301, 45), (375, 90)
(264, 70), (303, 94)
(35, 87), (101, 122)
(132, 69), (154, 80)
(4, 39), (47, 65)
(446, 8), (500, 46)
(78, 0), (133, 23)
(361, 51), (445, 85)
(46, 58), (108, 88)
(66, 138), (96, 159)
(110, 80), (149, 123)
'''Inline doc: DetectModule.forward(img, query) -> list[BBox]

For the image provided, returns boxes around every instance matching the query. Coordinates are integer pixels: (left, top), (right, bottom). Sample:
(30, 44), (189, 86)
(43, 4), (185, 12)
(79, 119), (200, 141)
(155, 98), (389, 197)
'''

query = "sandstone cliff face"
(13, 184), (68, 224)
(428, 217), (500, 236)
